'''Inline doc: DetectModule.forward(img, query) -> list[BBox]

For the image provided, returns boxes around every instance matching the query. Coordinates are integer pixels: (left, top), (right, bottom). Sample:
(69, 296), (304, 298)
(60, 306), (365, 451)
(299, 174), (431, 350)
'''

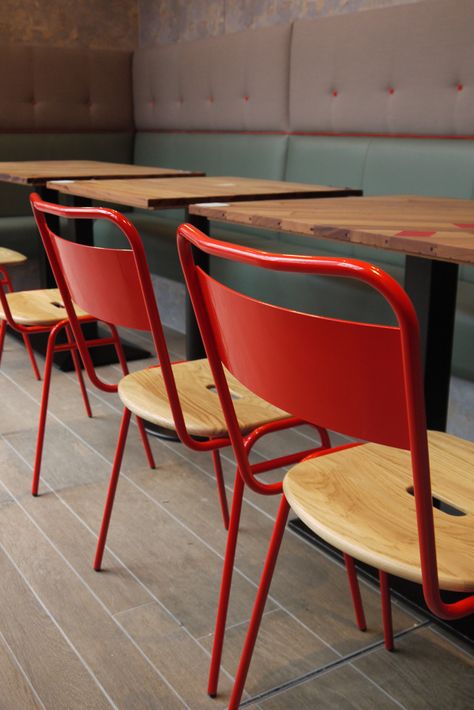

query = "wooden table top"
(0, 160), (203, 185)
(46, 176), (361, 210)
(190, 194), (474, 265)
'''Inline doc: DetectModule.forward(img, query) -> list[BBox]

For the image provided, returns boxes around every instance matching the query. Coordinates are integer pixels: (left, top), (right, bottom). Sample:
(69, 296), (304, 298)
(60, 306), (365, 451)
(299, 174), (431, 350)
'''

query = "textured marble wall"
(1, 0), (138, 50)
(139, 0), (430, 46)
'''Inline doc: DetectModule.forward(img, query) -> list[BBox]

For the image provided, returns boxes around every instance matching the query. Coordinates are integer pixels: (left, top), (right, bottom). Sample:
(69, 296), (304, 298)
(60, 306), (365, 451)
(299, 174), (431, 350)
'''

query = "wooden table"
(48, 176), (362, 360)
(189, 194), (474, 431)
(47, 175), (360, 210)
(0, 161), (203, 367)
(0, 160), (203, 185)
(0, 161), (204, 285)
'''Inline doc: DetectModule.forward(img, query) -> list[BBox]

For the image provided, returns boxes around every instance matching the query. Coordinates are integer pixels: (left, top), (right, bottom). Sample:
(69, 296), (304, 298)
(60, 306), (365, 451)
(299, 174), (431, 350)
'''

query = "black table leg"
(404, 256), (458, 432)
(185, 211), (209, 360)
(68, 194), (94, 245)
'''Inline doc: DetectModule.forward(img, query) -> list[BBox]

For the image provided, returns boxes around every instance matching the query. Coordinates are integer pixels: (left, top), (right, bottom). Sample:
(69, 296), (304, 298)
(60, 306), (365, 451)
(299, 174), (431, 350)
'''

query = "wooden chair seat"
(118, 358), (289, 438)
(0, 247), (27, 266)
(0, 288), (88, 326)
(284, 430), (474, 592)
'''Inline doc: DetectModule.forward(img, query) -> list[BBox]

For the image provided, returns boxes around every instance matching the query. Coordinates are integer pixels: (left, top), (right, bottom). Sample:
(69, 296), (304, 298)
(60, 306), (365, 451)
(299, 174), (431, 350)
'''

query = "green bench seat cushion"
(134, 132), (288, 179)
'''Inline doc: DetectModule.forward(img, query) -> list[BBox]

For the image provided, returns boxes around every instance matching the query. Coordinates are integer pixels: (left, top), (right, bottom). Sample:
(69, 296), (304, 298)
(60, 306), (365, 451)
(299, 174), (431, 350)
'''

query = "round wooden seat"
(118, 358), (289, 439)
(0, 247), (27, 266)
(0, 288), (89, 326)
(284, 430), (474, 593)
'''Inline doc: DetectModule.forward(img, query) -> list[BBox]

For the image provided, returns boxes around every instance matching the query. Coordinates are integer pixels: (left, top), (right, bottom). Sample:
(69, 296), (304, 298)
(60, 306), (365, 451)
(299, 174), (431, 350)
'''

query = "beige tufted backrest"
(289, 0), (474, 137)
(133, 0), (474, 139)
(0, 45), (133, 132)
(133, 24), (290, 132)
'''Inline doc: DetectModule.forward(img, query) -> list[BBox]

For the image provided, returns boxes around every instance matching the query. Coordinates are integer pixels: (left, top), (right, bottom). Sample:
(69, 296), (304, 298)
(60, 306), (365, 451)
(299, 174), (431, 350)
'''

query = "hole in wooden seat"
(406, 486), (466, 516)
(50, 301), (65, 308)
(206, 384), (242, 400)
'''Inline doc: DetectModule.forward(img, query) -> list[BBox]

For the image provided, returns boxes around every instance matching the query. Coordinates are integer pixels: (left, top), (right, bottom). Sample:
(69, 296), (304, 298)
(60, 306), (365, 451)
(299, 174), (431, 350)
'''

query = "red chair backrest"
(51, 237), (151, 331)
(31, 196), (156, 332)
(178, 223), (424, 450)
(30, 194), (192, 441)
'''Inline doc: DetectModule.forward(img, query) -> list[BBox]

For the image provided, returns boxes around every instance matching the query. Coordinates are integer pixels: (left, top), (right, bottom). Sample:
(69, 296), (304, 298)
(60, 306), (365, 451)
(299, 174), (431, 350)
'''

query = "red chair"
(24, 205), (155, 497)
(177, 223), (474, 708)
(0, 246), (45, 379)
(0, 249), (96, 478)
(30, 196), (334, 576)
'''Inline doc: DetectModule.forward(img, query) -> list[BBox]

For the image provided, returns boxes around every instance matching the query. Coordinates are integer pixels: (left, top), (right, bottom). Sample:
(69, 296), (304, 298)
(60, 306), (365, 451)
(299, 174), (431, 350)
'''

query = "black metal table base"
(288, 518), (473, 643)
(184, 211), (209, 361)
(404, 256), (458, 432)
(143, 421), (180, 441)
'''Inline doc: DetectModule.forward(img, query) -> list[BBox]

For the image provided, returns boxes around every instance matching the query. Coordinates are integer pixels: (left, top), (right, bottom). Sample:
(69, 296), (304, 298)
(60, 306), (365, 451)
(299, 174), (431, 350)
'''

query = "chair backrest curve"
(30, 194), (190, 440)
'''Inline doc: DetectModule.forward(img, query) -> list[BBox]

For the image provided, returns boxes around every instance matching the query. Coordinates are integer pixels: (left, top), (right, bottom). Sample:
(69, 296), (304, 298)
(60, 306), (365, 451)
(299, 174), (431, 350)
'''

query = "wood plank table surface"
(190, 194), (474, 264)
(47, 176), (361, 361)
(0, 161), (204, 367)
(189, 194), (474, 432)
(47, 175), (361, 209)
(0, 160), (203, 184)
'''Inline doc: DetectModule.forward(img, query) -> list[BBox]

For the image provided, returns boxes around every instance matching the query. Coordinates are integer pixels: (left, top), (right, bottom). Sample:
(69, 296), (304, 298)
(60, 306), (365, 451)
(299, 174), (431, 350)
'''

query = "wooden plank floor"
(0, 327), (472, 709)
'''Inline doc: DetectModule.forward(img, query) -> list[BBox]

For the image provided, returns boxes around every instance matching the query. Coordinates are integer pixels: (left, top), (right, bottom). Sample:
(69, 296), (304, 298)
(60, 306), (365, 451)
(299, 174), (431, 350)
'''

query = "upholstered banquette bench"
(0, 45), (134, 288)
(1, 0), (473, 379)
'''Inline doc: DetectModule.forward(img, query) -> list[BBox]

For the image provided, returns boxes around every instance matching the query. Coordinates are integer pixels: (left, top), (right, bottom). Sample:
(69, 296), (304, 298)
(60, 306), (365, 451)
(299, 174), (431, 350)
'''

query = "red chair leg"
(32, 326), (60, 496)
(136, 416), (156, 469)
(66, 324), (92, 418)
(211, 449), (229, 530)
(343, 553), (367, 631)
(108, 324), (155, 470)
(109, 323), (129, 374)
(379, 570), (394, 651)
(0, 266), (13, 291)
(22, 332), (42, 381)
(0, 319), (6, 367)
(228, 496), (290, 709)
(208, 471), (245, 697)
(94, 407), (131, 571)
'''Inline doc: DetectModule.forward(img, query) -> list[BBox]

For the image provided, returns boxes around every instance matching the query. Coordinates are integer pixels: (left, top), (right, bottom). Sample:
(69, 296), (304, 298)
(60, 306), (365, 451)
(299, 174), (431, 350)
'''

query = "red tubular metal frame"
(0, 266), (95, 491)
(29, 197), (334, 592)
(0, 264), (41, 379)
(27, 195), (156, 497)
(177, 222), (474, 707)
